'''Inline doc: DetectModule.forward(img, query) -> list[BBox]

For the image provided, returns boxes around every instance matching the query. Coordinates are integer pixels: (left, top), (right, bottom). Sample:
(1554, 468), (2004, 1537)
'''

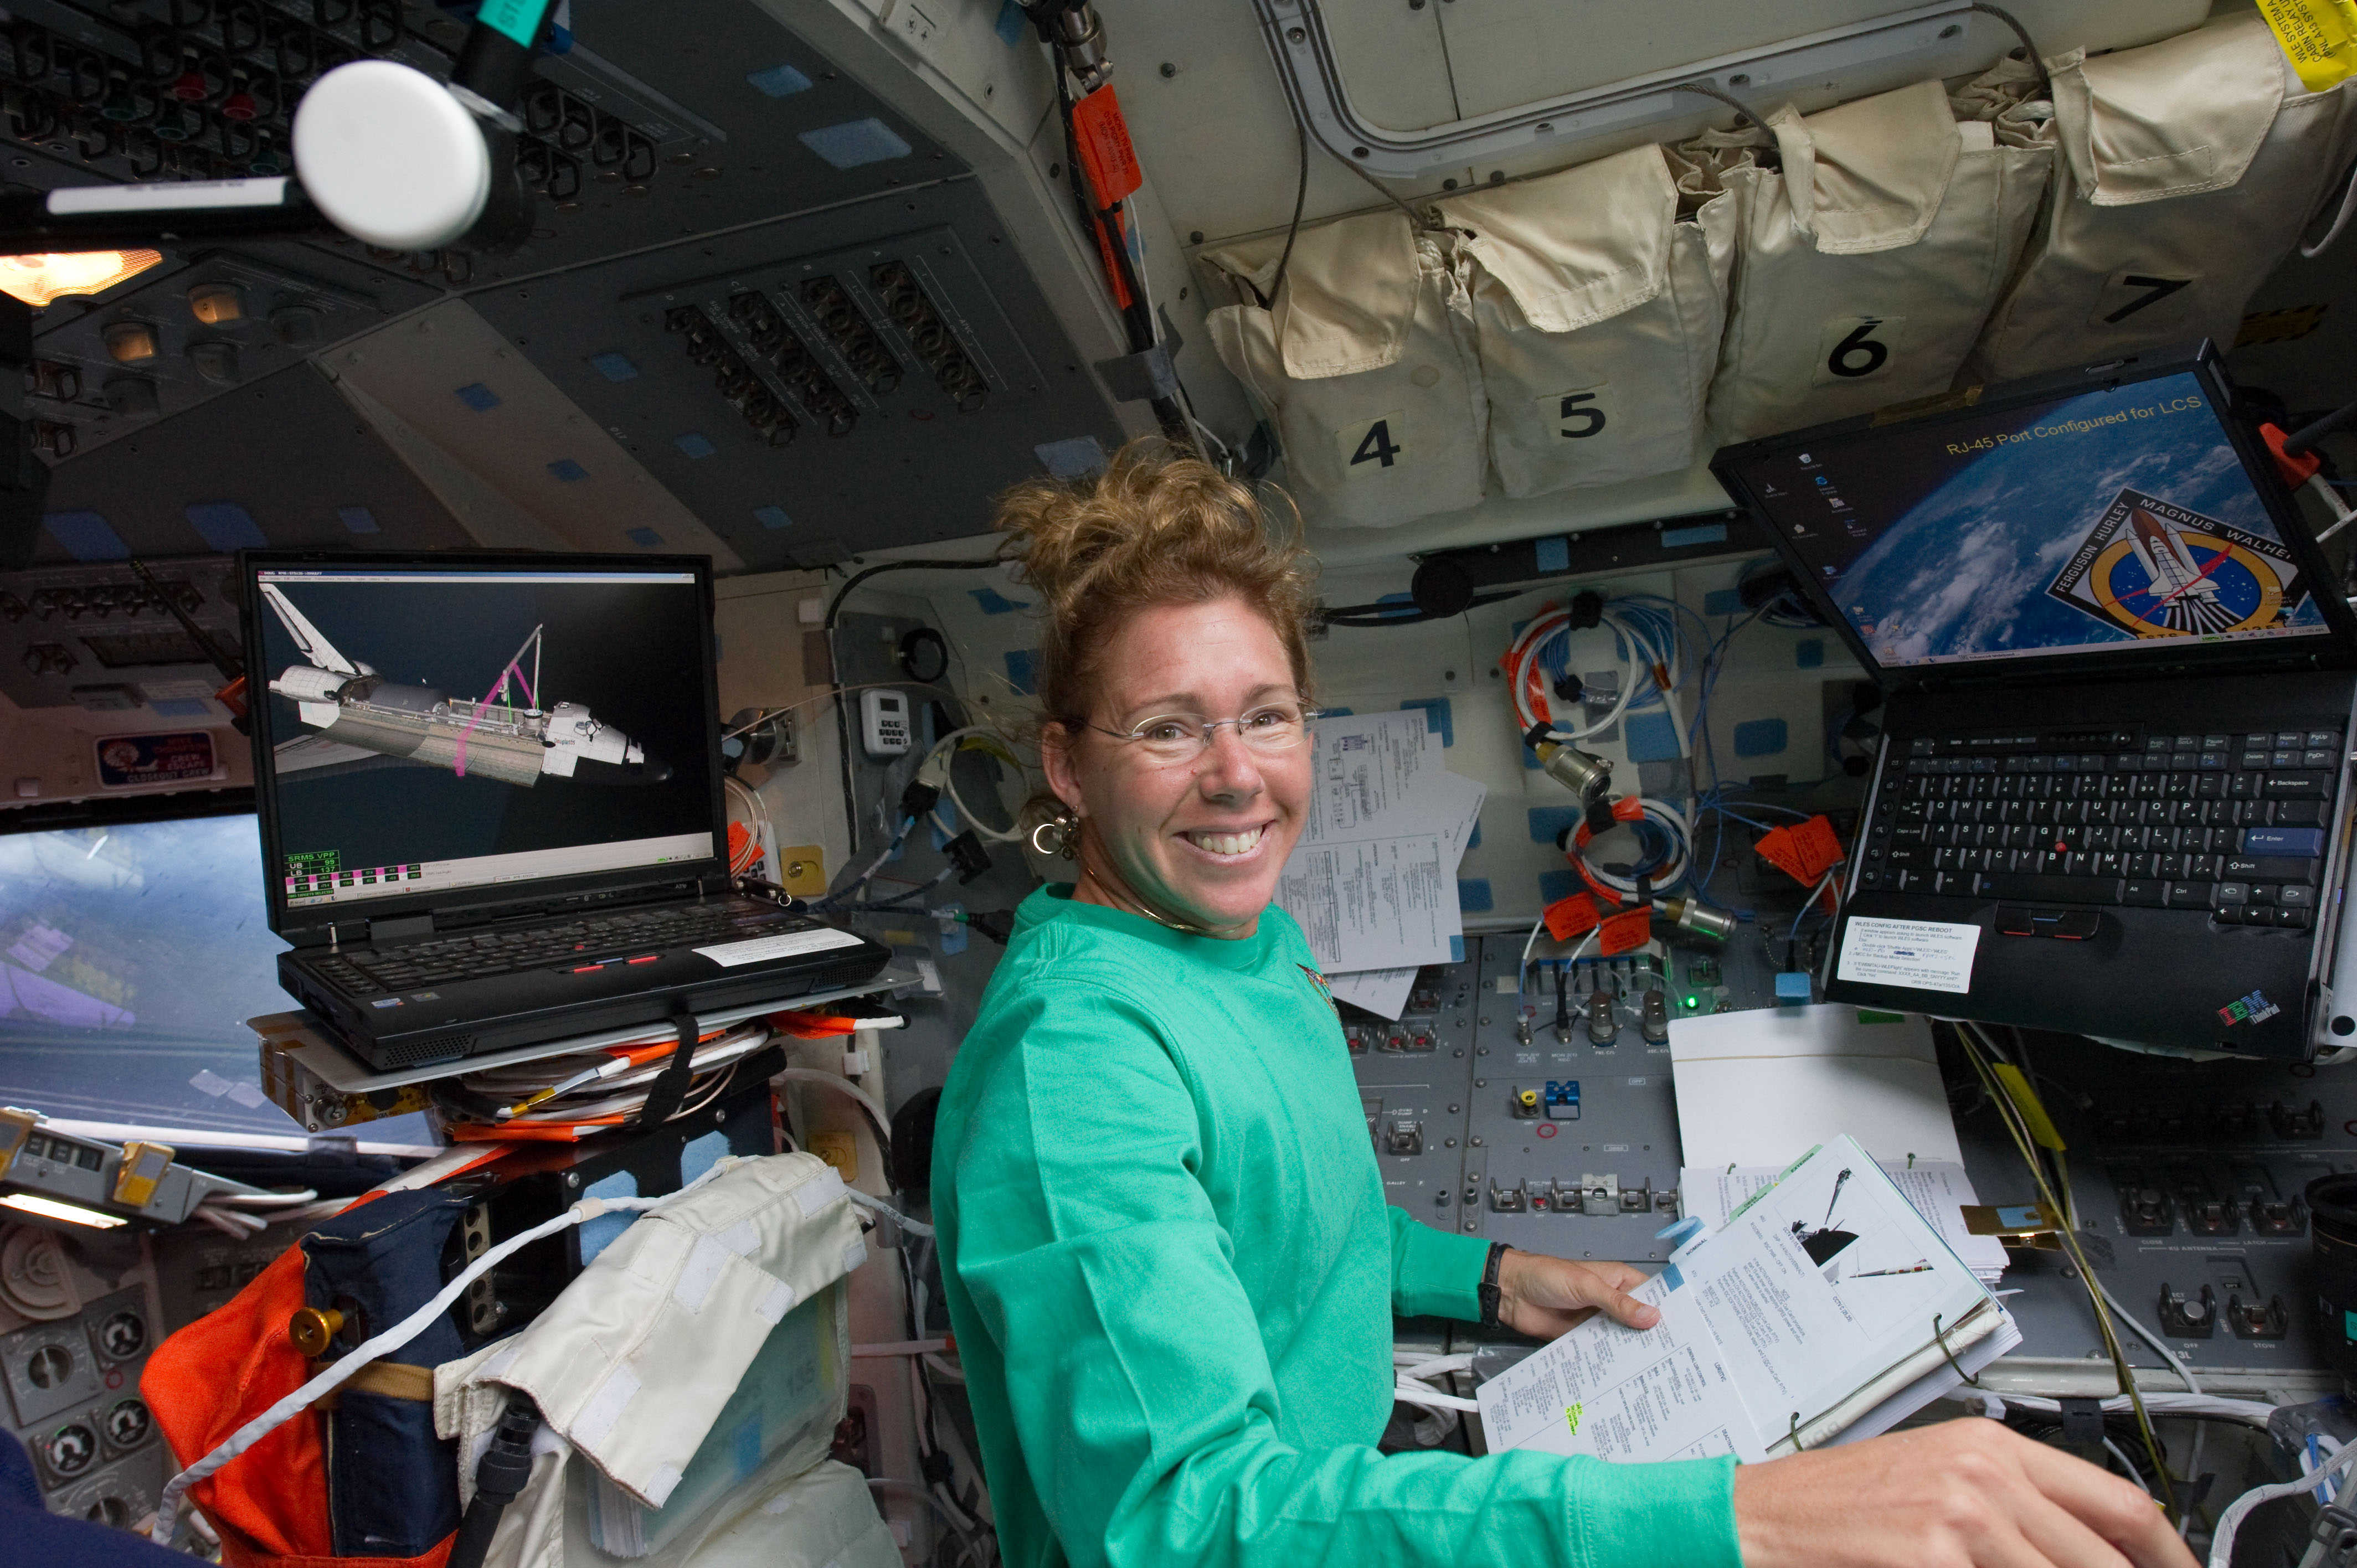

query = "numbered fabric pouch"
(1701, 78), (2051, 444)
(1440, 143), (1735, 498)
(1970, 12), (2357, 380)
(1204, 210), (1487, 528)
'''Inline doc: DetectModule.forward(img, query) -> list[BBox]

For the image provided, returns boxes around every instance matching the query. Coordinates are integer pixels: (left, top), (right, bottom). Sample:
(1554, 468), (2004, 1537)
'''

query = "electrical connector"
(943, 829), (992, 884)
(899, 777), (942, 820)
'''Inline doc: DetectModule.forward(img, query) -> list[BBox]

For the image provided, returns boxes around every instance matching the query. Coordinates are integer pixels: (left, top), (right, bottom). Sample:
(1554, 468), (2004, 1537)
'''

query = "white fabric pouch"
(1699, 77), (2051, 443)
(1971, 12), (2357, 378)
(1204, 210), (1488, 528)
(1441, 143), (1736, 497)
(437, 1153), (868, 1515)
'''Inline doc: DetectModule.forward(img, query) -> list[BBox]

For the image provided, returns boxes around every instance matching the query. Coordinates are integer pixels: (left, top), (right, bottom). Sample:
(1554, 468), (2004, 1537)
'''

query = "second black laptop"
(1713, 342), (2357, 1060)
(240, 550), (891, 1071)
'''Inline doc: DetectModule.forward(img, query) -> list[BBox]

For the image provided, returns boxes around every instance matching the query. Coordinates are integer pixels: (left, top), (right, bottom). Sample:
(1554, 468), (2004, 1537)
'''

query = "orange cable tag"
(1597, 907), (1651, 957)
(1545, 894), (1601, 941)
(1753, 815), (1844, 885)
(1072, 85), (1143, 207)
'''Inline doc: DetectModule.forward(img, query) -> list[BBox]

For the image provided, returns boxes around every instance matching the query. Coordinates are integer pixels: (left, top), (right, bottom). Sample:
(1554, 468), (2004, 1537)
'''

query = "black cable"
(823, 556), (1003, 632)
(1968, 3), (2052, 101)
(1321, 589), (1520, 627)
(1673, 80), (1761, 129)
(2285, 395), (2357, 456)
(1265, 97), (1310, 312)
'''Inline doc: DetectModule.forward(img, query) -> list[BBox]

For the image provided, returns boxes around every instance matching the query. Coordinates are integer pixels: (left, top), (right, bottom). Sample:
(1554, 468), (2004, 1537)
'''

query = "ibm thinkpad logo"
(2218, 990), (2281, 1028)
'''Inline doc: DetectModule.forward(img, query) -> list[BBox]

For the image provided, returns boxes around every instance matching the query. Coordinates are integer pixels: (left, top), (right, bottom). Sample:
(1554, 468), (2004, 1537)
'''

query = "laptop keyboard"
(1859, 725), (2345, 928)
(306, 902), (797, 998)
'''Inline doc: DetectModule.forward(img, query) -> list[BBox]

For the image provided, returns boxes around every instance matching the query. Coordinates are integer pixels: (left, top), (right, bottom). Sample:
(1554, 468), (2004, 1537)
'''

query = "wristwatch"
(1477, 1242), (1511, 1329)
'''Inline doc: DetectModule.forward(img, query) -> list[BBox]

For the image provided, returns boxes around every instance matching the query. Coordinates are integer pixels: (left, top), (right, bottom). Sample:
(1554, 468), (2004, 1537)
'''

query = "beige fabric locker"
(1439, 143), (1738, 498)
(1970, 12), (2357, 380)
(1204, 211), (1488, 529)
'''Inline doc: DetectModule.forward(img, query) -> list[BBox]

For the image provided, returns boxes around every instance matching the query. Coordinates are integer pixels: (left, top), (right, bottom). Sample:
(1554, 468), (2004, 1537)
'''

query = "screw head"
(1190, 229), (1204, 243)
(1286, 25), (1305, 42)
(1159, 61), (1177, 78)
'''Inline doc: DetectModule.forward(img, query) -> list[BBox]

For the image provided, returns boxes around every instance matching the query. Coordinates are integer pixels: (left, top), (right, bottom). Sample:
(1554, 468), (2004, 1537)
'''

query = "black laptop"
(240, 549), (891, 1071)
(1713, 342), (2357, 1060)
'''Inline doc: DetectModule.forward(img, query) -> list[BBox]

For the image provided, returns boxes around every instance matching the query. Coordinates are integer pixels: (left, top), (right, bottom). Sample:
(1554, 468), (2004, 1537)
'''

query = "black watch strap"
(1476, 1242), (1510, 1329)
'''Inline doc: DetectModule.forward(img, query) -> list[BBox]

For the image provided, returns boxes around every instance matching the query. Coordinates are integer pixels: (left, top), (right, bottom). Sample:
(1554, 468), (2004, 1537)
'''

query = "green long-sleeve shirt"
(932, 886), (1742, 1568)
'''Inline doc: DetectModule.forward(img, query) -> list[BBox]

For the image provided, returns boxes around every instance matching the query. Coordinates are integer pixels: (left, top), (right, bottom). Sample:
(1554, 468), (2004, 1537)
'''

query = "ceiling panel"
(467, 175), (1124, 569)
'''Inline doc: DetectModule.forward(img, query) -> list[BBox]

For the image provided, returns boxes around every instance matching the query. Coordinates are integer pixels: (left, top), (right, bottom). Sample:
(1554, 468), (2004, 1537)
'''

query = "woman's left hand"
(1494, 1250), (1659, 1339)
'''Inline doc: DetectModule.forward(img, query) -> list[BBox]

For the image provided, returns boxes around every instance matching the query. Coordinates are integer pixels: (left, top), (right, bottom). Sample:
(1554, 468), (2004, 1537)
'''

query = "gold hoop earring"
(1031, 808), (1079, 861)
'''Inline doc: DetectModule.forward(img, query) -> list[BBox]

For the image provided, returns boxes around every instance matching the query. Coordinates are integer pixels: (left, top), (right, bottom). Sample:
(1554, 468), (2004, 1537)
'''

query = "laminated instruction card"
(1476, 1136), (2015, 1464)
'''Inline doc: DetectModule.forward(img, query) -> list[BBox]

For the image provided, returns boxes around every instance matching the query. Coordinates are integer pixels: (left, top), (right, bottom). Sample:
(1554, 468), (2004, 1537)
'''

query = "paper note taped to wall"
(1834, 917), (1979, 994)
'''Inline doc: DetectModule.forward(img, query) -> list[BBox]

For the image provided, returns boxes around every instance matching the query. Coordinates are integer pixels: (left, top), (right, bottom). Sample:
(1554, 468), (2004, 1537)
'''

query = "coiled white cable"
(1504, 606), (1679, 744)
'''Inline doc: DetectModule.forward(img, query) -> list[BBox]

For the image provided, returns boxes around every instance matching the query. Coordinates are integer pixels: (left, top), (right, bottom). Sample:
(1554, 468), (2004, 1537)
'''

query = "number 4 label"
(1536, 384), (1610, 440)
(1336, 411), (1408, 473)
(1812, 314), (1907, 385)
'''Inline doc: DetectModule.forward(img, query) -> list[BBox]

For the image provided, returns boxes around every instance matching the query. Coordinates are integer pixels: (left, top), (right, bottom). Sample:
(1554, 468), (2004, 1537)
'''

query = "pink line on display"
(451, 652), (538, 778)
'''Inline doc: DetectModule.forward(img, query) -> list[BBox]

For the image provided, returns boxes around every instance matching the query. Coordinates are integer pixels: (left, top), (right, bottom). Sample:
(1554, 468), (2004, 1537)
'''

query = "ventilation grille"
(378, 1031), (476, 1068)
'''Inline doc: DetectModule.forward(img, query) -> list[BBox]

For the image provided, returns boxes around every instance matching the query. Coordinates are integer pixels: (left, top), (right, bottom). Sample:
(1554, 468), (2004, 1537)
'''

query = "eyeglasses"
(1078, 700), (1324, 764)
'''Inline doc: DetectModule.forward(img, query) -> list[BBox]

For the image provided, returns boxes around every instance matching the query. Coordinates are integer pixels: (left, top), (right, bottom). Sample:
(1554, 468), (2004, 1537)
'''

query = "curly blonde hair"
(995, 439), (1318, 729)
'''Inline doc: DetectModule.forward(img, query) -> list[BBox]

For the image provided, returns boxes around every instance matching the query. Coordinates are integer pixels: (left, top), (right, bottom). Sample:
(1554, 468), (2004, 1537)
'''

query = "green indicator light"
(1684, 996), (1698, 1008)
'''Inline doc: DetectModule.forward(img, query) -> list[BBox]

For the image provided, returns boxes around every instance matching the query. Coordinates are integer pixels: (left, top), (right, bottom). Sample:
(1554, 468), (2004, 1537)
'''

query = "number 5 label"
(1336, 411), (1408, 473)
(1811, 314), (1908, 385)
(1536, 384), (1610, 440)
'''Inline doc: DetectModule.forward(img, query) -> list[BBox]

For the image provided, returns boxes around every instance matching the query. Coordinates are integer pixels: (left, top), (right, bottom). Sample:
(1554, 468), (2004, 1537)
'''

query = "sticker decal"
(1834, 917), (1980, 994)
(2217, 989), (2281, 1027)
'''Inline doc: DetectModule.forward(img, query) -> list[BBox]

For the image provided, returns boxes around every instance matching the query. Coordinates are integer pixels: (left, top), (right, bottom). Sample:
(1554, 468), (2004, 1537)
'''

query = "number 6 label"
(1536, 384), (1610, 440)
(1812, 314), (1908, 386)
(1335, 411), (1408, 473)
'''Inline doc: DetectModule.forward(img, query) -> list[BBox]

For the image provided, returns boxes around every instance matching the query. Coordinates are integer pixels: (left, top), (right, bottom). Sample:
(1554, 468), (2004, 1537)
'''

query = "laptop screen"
(248, 560), (718, 916)
(1720, 370), (2332, 672)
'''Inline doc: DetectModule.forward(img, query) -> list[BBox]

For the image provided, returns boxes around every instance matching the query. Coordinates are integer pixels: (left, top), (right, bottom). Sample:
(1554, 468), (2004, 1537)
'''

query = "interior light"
(187, 281), (243, 324)
(103, 321), (158, 363)
(0, 1192), (127, 1229)
(0, 249), (164, 307)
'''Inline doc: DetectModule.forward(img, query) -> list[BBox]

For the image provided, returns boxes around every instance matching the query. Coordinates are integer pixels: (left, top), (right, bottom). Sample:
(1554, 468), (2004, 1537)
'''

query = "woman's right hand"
(1731, 1417), (2199, 1568)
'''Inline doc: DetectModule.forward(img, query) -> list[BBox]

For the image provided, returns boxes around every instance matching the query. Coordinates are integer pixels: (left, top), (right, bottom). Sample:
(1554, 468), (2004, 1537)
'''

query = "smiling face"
(1042, 595), (1312, 938)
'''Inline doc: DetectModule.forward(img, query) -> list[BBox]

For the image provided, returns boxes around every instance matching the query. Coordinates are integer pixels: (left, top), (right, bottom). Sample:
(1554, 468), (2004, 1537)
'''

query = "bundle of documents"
(1668, 1003), (2007, 1282)
(1476, 1136), (2019, 1464)
(1277, 709), (1485, 1020)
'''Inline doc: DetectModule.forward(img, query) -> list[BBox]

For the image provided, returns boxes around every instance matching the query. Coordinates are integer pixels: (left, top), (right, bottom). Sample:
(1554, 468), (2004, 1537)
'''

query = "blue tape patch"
(754, 506), (792, 530)
(747, 62), (812, 97)
(44, 511), (126, 561)
(1321, 706), (1353, 718)
(1732, 716), (1789, 758)
(1661, 1262), (1685, 1291)
(1537, 869), (1581, 906)
(184, 502), (267, 552)
(1774, 972), (1813, 1003)
(1702, 587), (1744, 616)
(1458, 878), (1494, 914)
(680, 1129), (732, 1184)
(1624, 710), (1681, 763)
(1401, 697), (1454, 746)
(1795, 638), (1824, 669)
(1527, 806), (1583, 844)
(454, 381), (501, 411)
(938, 902), (969, 957)
(800, 117), (912, 168)
(589, 350), (639, 381)
(1449, 935), (1465, 962)
(149, 698), (207, 718)
(336, 506), (379, 534)
(1004, 648), (1039, 696)
(626, 527), (663, 548)
(548, 458), (589, 482)
(1533, 535), (1570, 574)
(1035, 436), (1108, 477)
(577, 1170), (639, 1266)
(995, 0), (1028, 44)
(674, 432), (717, 458)
(1661, 520), (1728, 550)
(970, 586), (1028, 615)
(1467, 819), (1482, 850)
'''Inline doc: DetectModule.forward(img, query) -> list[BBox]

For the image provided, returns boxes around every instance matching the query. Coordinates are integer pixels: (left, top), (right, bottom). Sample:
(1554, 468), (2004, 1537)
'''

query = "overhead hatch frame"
(1250, 0), (1990, 178)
